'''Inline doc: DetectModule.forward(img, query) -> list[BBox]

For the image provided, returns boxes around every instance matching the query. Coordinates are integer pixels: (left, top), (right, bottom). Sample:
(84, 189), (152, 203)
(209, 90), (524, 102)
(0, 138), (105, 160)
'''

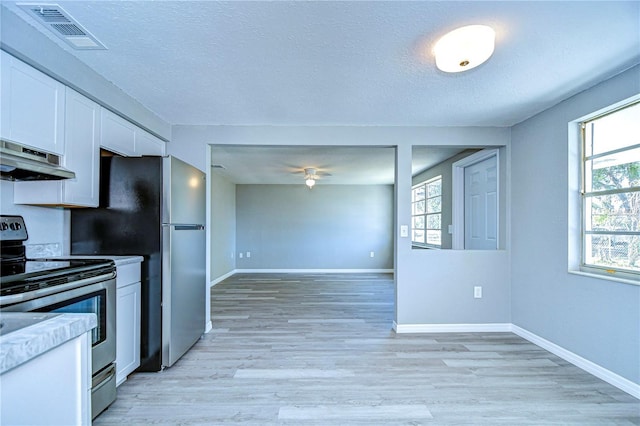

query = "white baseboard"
(511, 324), (640, 399)
(391, 321), (639, 399)
(204, 320), (213, 334)
(234, 268), (394, 274)
(209, 270), (236, 287)
(393, 322), (512, 333)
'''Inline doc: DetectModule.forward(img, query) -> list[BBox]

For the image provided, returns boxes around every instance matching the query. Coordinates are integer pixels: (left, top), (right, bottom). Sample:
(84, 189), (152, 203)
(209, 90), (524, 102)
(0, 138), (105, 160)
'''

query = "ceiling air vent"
(18, 3), (106, 50)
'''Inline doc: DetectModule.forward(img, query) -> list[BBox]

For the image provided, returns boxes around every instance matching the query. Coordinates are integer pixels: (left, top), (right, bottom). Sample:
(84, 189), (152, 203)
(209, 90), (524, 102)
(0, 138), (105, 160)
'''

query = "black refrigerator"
(71, 155), (206, 371)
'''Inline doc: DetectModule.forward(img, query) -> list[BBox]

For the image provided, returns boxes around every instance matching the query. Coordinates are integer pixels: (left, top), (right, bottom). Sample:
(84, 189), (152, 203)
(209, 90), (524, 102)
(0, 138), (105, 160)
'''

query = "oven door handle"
(0, 271), (116, 307)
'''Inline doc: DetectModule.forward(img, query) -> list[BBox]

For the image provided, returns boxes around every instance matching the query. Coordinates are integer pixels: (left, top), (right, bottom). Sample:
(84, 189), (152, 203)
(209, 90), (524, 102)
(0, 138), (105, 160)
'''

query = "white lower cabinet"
(116, 261), (142, 386)
(0, 332), (92, 425)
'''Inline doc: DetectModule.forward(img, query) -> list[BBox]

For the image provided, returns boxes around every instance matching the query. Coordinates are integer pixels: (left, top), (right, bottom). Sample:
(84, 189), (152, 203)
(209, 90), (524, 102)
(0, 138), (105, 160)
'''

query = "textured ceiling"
(211, 146), (396, 185)
(210, 145), (469, 185)
(2, 1), (638, 184)
(2, 1), (639, 128)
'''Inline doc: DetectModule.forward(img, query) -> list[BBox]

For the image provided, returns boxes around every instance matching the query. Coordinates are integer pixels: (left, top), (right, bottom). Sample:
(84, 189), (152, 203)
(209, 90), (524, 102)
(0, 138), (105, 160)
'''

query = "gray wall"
(171, 126), (511, 328)
(236, 184), (394, 270)
(510, 65), (640, 384)
(210, 172), (236, 282)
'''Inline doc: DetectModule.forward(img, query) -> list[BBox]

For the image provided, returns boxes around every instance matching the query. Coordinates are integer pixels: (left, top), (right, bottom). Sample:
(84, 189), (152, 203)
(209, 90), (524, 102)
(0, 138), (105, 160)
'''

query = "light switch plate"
(474, 286), (482, 298)
(400, 225), (409, 237)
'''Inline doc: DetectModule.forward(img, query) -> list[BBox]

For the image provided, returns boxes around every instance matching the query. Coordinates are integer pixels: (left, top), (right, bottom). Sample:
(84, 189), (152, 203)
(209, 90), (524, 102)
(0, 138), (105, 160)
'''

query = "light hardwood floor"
(95, 273), (640, 425)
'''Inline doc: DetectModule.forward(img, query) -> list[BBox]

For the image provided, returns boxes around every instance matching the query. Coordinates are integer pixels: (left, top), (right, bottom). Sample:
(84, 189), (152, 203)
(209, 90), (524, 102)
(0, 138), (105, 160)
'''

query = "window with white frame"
(581, 101), (639, 277)
(412, 176), (442, 247)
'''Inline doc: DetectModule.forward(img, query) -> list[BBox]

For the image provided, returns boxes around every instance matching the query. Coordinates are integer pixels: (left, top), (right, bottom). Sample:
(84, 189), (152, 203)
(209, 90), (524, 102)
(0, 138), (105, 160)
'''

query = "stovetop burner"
(1, 258), (116, 298)
(0, 215), (116, 300)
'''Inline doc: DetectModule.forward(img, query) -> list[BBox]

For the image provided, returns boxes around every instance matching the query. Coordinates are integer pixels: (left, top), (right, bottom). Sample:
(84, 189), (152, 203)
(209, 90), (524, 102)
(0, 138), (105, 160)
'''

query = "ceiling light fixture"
(433, 25), (495, 73)
(304, 168), (318, 189)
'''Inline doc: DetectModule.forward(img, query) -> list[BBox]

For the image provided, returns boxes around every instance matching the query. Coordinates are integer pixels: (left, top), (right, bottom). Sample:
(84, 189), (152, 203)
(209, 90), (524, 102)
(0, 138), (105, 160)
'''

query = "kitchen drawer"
(117, 262), (141, 288)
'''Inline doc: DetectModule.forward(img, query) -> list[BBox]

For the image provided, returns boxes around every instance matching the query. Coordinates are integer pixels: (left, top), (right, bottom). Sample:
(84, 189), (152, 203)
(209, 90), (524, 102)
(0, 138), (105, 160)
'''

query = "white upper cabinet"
(135, 129), (166, 156)
(0, 50), (65, 155)
(14, 88), (101, 207)
(100, 108), (136, 156)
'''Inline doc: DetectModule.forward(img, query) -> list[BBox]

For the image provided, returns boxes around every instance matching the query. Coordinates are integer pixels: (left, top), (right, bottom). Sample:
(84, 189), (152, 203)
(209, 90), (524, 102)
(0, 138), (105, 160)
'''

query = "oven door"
(1, 276), (116, 375)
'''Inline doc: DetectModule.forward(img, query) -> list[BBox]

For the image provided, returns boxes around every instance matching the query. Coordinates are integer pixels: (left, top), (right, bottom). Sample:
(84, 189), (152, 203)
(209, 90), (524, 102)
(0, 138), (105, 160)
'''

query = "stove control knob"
(0, 222), (8, 231)
(9, 222), (22, 231)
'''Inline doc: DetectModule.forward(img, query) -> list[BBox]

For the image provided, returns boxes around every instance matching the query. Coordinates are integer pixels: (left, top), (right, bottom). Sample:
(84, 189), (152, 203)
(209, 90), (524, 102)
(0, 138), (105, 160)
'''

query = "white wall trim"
(209, 268), (394, 285)
(391, 322), (639, 399)
(393, 322), (512, 333)
(511, 325), (640, 399)
(235, 268), (394, 274)
(204, 320), (213, 334)
(210, 270), (236, 287)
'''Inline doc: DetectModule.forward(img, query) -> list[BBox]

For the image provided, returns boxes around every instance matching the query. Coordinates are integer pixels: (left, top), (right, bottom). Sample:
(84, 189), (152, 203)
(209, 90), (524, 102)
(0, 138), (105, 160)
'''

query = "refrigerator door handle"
(171, 225), (205, 231)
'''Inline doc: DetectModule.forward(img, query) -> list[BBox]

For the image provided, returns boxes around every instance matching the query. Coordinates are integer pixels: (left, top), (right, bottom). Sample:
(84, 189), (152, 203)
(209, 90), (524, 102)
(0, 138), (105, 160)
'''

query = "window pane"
(426, 214), (441, 230)
(582, 101), (639, 275)
(412, 230), (425, 243)
(586, 192), (640, 232)
(427, 180), (442, 197)
(586, 102), (640, 157)
(586, 150), (640, 192)
(412, 215), (425, 230)
(426, 230), (441, 246)
(412, 185), (425, 202)
(427, 196), (441, 214)
(585, 234), (639, 272)
(413, 200), (425, 215)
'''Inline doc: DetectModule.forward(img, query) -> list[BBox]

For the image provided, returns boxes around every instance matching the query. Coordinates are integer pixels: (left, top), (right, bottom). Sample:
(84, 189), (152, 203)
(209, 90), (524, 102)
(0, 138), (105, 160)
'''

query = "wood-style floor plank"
(94, 273), (640, 425)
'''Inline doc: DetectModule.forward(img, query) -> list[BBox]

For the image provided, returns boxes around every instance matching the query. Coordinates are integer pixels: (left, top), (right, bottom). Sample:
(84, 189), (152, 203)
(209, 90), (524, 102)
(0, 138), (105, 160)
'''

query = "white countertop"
(0, 312), (97, 374)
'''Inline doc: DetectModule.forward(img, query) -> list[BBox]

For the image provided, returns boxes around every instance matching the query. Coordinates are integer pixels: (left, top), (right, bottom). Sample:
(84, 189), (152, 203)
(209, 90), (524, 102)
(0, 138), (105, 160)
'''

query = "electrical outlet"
(246, 251), (251, 258)
(474, 286), (482, 298)
(370, 251), (375, 258)
(239, 253), (243, 259)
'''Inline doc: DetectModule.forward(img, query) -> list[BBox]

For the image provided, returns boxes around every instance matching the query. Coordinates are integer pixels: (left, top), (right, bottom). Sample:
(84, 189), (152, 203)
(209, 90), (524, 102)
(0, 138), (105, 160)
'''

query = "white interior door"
(464, 155), (498, 250)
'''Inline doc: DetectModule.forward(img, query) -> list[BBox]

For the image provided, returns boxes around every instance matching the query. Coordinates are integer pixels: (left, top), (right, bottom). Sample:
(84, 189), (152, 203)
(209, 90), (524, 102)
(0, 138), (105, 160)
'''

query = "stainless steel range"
(0, 215), (117, 419)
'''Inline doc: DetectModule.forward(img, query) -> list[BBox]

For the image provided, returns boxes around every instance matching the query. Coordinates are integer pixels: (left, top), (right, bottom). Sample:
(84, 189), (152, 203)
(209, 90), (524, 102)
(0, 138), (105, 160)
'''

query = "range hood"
(0, 140), (75, 181)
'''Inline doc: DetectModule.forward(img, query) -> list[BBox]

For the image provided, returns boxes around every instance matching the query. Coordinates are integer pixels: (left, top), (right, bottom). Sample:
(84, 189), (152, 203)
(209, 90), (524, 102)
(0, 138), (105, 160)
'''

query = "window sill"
(568, 270), (639, 286)
(412, 245), (441, 250)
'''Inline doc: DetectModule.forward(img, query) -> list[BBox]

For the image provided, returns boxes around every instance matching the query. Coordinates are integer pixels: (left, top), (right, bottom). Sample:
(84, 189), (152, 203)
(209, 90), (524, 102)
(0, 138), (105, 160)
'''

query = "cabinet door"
(0, 333), (92, 425)
(135, 129), (166, 156)
(14, 88), (100, 207)
(116, 281), (141, 386)
(101, 108), (136, 156)
(0, 51), (65, 154)
(62, 88), (100, 206)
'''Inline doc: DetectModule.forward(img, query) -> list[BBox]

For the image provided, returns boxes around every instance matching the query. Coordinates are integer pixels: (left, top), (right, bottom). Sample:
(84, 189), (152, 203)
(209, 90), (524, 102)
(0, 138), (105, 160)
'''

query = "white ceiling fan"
(290, 167), (332, 189)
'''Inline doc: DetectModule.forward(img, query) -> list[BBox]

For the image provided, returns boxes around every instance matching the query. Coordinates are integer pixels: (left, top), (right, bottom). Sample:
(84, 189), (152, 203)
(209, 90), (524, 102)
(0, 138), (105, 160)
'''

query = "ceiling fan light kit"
(305, 178), (316, 189)
(434, 25), (495, 73)
(304, 168), (318, 189)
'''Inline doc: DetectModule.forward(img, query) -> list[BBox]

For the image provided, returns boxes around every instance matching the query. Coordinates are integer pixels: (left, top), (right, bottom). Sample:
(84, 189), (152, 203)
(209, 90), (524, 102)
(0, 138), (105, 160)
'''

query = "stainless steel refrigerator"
(71, 155), (206, 371)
